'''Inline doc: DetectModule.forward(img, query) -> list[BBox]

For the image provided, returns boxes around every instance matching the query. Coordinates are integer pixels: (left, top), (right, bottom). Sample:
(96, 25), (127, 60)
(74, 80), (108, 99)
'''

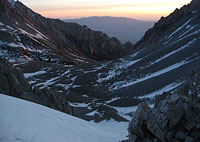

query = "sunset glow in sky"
(20, 0), (192, 21)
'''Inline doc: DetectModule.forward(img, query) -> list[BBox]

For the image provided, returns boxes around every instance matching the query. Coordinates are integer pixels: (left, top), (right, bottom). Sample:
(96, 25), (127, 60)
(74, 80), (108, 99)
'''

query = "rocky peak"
(134, 0), (200, 49)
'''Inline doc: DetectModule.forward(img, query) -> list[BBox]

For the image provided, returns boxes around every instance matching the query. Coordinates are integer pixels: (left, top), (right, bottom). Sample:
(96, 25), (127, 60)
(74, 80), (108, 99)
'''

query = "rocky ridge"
(134, 0), (200, 49)
(0, 0), (133, 65)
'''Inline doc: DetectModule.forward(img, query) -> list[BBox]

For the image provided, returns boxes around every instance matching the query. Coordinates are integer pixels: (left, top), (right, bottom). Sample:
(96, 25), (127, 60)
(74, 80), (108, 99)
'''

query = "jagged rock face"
(0, 0), (133, 65)
(128, 93), (200, 142)
(0, 57), (72, 114)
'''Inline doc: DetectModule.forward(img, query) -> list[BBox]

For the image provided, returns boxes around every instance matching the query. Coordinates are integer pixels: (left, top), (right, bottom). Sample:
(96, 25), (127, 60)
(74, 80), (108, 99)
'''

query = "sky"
(19, 0), (192, 21)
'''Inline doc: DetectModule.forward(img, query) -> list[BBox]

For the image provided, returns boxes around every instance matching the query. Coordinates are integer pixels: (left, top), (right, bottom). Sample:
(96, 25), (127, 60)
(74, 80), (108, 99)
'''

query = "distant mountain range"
(64, 16), (155, 44)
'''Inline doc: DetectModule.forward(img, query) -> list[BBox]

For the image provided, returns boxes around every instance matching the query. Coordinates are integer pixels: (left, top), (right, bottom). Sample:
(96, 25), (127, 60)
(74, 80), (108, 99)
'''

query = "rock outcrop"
(128, 92), (200, 142)
(0, 57), (72, 114)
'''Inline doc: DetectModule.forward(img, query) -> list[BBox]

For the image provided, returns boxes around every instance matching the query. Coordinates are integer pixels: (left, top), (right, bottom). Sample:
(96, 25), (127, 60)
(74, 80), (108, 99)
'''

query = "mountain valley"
(0, 0), (200, 141)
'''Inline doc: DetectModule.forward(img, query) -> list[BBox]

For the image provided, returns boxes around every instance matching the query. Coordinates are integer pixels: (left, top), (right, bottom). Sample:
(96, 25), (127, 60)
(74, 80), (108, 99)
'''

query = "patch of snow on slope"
(186, 25), (191, 29)
(25, 23), (49, 40)
(0, 22), (5, 26)
(24, 70), (46, 78)
(147, 38), (197, 67)
(97, 57), (145, 83)
(91, 119), (129, 141)
(17, 27), (46, 46)
(167, 18), (193, 39)
(175, 28), (200, 43)
(69, 102), (90, 108)
(8, 0), (16, 7)
(68, 52), (87, 60)
(110, 104), (154, 121)
(119, 57), (144, 69)
(192, 10), (198, 14)
(13, 61), (29, 67)
(75, 58), (85, 62)
(111, 58), (195, 90)
(97, 69), (121, 83)
(179, 24), (199, 38)
(113, 106), (138, 121)
(139, 82), (184, 99)
(129, 49), (144, 58)
(86, 110), (99, 116)
(0, 94), (120, 142)
(55, 75), (77, 90)
(111, 82), (183, 120)
(35, 70), (71, 89)
(95, 63), (108, 70)
(121, 61), (187, 88)
(0, 27), (7, 32)
(56, 83), (72, 91)
(0, 40), (44, 53)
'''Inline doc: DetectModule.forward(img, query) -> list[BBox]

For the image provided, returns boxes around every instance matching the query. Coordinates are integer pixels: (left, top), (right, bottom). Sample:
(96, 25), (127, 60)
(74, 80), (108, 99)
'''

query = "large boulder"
(128, 93), (200, 142)
(0, 58), (31, 98)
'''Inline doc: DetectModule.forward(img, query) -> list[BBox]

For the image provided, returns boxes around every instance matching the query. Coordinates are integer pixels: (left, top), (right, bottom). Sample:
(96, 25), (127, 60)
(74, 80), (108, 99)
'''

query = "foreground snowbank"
(0, 94), (125, 142)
